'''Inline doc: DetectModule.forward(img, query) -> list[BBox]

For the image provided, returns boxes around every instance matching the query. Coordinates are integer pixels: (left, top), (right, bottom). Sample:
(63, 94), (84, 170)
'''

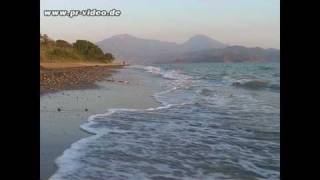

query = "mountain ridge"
(96, 34), (279, 64)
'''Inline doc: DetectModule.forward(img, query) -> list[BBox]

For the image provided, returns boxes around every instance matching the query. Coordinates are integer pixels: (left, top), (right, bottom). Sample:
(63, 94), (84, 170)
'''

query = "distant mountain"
(96, 34), (178, 64)
(180, 34), (227, 52)
(96, 34), (227, 64)
(96, 34), (279, 64)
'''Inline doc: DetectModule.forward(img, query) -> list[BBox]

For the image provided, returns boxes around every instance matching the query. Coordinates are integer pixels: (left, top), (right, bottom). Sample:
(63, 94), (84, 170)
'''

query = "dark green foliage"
(40, 35), (115, 63)
(104, 53), (115, 62)
(56, 40), (72, 48)
(73, 40), (105, 59)
(40, 34), (55, 47)
(46, 48), (82, 60)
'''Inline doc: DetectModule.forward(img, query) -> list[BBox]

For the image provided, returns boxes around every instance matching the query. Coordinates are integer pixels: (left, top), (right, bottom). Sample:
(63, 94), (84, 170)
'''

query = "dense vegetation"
(40, 34), (115, 63)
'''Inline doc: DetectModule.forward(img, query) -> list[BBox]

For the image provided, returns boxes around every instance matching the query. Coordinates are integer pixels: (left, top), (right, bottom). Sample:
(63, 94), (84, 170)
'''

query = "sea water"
(50, 62), (280, 180)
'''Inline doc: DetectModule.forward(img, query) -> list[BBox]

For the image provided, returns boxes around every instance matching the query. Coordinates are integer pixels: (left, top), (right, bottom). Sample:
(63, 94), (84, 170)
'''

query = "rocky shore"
(40, 65), (123, 95)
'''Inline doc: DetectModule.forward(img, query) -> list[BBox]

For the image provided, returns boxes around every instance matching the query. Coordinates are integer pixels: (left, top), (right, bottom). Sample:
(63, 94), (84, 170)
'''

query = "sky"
(40, 0), (280, 49)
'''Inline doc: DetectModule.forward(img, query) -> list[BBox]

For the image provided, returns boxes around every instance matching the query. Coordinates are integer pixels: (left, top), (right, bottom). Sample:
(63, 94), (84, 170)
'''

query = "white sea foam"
(131, 65), (192, 81)
(50, 64), (280, 180)
(50, 65), (190, 180)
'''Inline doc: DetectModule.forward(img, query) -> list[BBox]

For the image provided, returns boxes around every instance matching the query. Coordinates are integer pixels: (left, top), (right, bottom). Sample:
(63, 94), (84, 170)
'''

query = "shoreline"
(40, 62), (125, 69)
(40, 67), (161, 179)
(40, 62), (125, 95)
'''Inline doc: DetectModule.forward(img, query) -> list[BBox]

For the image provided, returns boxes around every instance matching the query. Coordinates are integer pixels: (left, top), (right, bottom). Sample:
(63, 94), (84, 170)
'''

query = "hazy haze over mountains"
(96, 34), (279, 64)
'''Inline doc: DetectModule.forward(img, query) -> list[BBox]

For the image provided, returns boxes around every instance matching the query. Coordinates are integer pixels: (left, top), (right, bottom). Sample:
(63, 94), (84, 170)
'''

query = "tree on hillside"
(73, 40), (106, 60)
(40, 33), (46, 42)
(56, 40), (72, 48)
(104, 53), (115, 62)
(43, 34), (49, 43)
(40, 34), (55, 46)
(41, 37), (115, 63)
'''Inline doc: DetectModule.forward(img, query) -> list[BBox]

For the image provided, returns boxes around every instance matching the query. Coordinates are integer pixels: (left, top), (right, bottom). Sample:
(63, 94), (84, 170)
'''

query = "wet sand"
(40, 68), (161, 179)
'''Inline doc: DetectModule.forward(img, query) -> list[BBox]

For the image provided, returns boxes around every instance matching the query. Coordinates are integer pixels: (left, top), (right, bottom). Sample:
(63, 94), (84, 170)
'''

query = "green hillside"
(40, 34), (115, 63)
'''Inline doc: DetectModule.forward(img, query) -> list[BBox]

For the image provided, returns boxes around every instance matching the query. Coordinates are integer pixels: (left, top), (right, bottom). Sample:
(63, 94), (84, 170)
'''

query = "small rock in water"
(57, 108), (61, 112)
(85, 108), (88, 112)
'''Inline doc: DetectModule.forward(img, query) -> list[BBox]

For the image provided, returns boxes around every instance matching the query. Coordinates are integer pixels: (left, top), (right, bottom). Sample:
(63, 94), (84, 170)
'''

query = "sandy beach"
(40, 67), (161, 179)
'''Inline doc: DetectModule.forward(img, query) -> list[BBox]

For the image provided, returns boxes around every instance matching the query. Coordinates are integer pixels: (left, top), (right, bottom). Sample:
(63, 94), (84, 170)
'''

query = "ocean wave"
(50, 65), (198, 179)
(50, 63), (279, 180)
(199, 88), (217, 97)
(131, 65), (193, 81)
(50, 77), (191, 180)
(232, 79), (270, 90)
(51, 100), (279, 180)
(132, 65), (197, 106)
(258, 66), (275, 71)
(273, 73), (280, 77)
(269, 84), (280, 91)
(50, 102), (196, 180)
